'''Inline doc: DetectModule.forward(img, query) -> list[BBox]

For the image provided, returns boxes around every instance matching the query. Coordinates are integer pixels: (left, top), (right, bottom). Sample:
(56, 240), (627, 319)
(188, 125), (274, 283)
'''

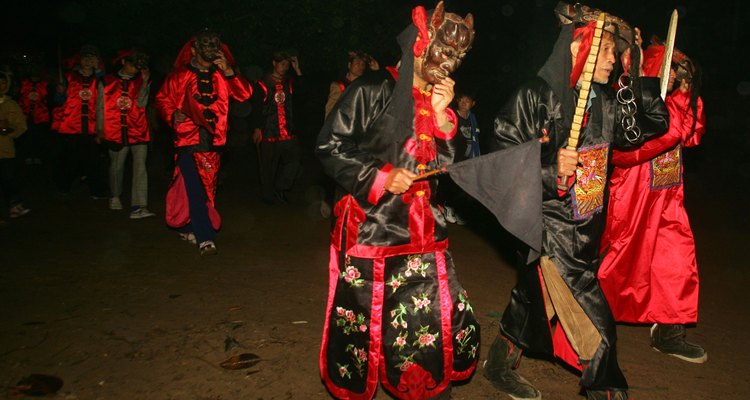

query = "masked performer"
(316, 3), (476, 399)
(98, 49), (155, 219)
(52, 45), (108, 197)
(155, 29), (252, 255)
(599, 41), (706, 363)
(484, 3), (669, 400)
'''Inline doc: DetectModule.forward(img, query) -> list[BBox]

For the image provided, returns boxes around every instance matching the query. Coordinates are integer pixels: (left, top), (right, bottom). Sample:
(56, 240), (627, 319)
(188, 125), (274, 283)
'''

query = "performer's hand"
(678, 78), (691, 93)
(622, 28), (644, 77)
(290, 56), (302, 76)
(368, 57), (380, 71)
(432, 77), (455, 127)
(384, 168), (417, 195)
(557, 147), (579, 179)
(140, 67), (150, 82)
(252, 128), (263, 145)
(214, 51), (234, 77)
(173, 110), (187, 124)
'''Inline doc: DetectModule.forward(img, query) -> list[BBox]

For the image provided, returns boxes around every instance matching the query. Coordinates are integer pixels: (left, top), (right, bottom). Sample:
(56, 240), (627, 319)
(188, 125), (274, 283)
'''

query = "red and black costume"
(488, 11), (668, 395)
(19, 78), (50, 125)
(316, 6), (477, 399)
(251, 68), (301, 203)
(51, 62), (108, 195)
(155, 38), (252, 244)
(100, 72), (150, 147)
(599, 45), (706, 325)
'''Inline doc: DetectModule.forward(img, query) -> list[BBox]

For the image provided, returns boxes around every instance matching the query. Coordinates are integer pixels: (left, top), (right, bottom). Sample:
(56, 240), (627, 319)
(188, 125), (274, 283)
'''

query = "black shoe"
(650, 324), (707, 363)
(586, 389), (628, 400)
(483, 335), (541, 400)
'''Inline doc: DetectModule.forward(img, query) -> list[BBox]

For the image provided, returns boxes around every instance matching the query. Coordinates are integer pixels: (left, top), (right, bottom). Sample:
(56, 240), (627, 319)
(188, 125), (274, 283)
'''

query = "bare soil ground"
(1, 145), (748, 399)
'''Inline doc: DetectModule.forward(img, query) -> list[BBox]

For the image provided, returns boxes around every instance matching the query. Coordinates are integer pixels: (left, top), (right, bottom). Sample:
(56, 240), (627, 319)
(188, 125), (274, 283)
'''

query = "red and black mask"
(193, 31), (222, 62)
(415, 2), (475, 84)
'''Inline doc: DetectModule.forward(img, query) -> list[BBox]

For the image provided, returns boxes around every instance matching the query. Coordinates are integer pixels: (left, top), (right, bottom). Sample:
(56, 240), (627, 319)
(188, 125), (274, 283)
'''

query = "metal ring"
(616, 87), (635, 104)
(620, 100), (637, 117)
(621, 114), (637, 131)
(624, 125), (641, 144)
(618, 73), (633, 89)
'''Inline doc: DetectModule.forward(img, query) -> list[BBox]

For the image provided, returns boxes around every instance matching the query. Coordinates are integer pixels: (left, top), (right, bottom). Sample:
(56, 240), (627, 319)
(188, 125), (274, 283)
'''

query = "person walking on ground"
(155, 29), (253, 255)
(316, 3), (477, 398)
(98, 48), (155, 219)
(599, 41), (708, 364)
(484, 3), (668, 399)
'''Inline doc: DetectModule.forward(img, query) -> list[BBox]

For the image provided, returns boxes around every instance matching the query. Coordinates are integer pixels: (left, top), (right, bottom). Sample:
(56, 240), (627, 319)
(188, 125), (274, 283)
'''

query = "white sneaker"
(109, 197), (123, 210)
(9, 204), (31, 218)
(178, 232), (197, 245)
(129, 207), (155, 219)
(199, 240), (218, 256)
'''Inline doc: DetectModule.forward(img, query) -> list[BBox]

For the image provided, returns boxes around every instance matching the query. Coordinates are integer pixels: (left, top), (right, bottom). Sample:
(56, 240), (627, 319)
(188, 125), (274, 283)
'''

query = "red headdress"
(173, 37), (235, 69)
(112, 49), (135, 65)
(412, 6), (430, 57)
(570, 20), (597, 87)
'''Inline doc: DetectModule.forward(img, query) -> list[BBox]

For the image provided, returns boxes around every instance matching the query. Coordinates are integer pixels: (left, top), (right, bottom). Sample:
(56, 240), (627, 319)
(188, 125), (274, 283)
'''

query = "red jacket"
(101, 73), (150, 145)
(53, 71), (99, 135)
(19, 79), (50, 124)
(155, 65), (251, 150)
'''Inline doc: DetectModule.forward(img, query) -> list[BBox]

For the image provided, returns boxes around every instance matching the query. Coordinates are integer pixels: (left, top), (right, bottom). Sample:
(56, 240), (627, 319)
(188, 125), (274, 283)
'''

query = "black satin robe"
(316, 71), (479, 399)
(491, 76), (668, 391)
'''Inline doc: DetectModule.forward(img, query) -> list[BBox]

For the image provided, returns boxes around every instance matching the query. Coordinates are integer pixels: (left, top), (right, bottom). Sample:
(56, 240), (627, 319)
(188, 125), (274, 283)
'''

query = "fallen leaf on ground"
(15, 374), (63, 396)
(220, 353), (261, 370)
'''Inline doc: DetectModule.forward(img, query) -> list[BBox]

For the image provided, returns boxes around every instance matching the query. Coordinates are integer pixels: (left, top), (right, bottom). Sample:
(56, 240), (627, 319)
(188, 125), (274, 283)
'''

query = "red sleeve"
(668, 92), (705, 148)
(367, 163), (394, 205)
(154, 70), (183, 128)
(225, 74), (253, 102)
(433, 107), (457, 140)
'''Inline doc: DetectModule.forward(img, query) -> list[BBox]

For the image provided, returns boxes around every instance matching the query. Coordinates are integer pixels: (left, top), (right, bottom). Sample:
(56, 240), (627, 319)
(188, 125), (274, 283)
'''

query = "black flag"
(446, 140), (542, 263)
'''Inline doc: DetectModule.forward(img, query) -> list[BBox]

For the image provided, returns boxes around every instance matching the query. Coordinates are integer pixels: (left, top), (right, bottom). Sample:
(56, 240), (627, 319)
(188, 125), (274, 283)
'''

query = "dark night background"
(2, 0), (750, 180)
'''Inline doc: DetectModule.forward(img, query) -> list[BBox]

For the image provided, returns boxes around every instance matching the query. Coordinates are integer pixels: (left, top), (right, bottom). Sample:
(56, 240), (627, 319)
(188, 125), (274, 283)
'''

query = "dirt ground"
(1, 142), (749, 400)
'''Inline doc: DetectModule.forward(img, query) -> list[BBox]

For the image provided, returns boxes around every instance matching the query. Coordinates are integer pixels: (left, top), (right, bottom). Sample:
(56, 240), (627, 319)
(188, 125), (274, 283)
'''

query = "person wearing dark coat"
(483, 3), (669, 400)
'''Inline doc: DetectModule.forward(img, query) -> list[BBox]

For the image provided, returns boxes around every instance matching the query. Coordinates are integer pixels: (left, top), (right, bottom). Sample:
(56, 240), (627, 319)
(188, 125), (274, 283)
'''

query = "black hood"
(537, 24), (576, 134)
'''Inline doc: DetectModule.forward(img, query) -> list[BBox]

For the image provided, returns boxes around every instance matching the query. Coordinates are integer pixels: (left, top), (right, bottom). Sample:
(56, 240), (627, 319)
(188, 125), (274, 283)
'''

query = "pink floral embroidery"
(335, 307), (368, 335)
(411, 292), (432, 313)
(413, 325), (439, 349)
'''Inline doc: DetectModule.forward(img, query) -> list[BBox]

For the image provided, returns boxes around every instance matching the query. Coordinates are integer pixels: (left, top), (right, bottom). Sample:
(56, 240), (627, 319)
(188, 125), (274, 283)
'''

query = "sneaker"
(109, 197), (123, 210)
(179, 232), (197, 245)
(130, 207), (156, 219)
(9, 204), (31, 219)
(587, 389), (628, 400)
(199, 240), (218, 256)
(650, 323), (708, 363)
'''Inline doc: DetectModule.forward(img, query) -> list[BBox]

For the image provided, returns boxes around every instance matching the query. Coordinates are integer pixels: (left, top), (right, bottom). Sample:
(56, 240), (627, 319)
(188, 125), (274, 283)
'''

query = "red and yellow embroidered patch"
(650, 145), (682, 190)
(571, 143), (609, 220)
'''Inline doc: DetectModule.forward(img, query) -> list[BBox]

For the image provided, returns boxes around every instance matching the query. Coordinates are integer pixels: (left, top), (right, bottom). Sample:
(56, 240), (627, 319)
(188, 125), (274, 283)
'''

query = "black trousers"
(259, 137), (301, 200)
(55, 134), (108, 195)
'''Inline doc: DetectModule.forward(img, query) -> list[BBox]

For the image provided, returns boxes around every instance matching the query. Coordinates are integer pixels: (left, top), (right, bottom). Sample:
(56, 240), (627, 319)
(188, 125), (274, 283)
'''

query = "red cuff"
(433, 108), (457, 140)
(557, 175), (574, 197)
(368, 163), (394, 205)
